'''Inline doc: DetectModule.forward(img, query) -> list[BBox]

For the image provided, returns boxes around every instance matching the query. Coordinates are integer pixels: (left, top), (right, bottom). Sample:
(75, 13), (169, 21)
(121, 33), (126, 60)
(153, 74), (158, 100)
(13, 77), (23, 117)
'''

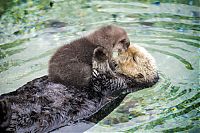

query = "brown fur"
(48, 25), (130, 88)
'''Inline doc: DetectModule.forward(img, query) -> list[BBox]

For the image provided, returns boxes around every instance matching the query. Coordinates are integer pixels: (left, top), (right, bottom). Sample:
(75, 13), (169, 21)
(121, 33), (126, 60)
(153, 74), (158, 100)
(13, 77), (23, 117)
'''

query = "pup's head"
(88, 25), (130, 55)
(102, 25), (130, 52)
(114, 44), (159, 85)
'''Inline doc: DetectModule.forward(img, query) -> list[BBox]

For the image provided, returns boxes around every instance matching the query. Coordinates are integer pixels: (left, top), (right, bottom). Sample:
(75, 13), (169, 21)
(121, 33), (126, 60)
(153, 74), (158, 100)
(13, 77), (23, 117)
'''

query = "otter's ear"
(93, 46), (108, 62)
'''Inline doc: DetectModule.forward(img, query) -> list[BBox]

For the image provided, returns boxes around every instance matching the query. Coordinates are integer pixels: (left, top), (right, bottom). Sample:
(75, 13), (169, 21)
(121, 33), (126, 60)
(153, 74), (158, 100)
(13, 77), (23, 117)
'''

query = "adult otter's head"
(114, 44), (159, 88)
(87, 25), (130, 58)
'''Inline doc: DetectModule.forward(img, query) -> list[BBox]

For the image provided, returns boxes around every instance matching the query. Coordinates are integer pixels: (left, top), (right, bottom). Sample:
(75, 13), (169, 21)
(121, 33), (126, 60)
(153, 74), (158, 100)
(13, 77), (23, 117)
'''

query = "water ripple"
(144, 47), (194, 70)
(0, 0), (199, 132)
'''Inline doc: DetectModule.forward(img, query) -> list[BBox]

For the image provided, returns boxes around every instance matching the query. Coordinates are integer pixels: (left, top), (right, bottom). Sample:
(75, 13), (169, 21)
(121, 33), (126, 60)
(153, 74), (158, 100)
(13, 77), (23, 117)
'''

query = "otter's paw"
(109, 77), (127, 90)
(92, 69), (99, 78)
(91, 68), (102, 92)
(109, 60), (118, 71)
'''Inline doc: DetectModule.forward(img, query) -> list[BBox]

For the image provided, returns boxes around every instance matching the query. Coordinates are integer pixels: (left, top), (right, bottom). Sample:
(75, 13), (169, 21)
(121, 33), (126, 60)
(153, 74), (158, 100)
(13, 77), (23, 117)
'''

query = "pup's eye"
(120, 39), (126, 44)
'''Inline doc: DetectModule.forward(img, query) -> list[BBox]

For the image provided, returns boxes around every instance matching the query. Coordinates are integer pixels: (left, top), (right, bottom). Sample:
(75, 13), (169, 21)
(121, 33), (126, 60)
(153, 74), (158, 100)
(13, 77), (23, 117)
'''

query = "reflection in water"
(0, 0), (199, 132)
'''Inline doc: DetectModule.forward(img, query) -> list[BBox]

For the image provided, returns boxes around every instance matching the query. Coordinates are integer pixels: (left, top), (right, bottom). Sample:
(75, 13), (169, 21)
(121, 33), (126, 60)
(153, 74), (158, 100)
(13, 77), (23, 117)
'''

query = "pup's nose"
(124, 40), (130, 50)
(126, 41), (130, 48)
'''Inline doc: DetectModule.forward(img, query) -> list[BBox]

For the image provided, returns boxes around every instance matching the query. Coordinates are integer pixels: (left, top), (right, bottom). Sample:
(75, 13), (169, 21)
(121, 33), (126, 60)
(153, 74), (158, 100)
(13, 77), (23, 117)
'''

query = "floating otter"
(48, 25), (130, 88)
(0, 44), (159, 132)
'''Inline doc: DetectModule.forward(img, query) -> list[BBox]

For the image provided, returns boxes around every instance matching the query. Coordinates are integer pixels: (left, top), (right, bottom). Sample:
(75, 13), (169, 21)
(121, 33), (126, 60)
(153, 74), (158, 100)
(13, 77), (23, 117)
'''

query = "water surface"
(0, 0), (199, 132)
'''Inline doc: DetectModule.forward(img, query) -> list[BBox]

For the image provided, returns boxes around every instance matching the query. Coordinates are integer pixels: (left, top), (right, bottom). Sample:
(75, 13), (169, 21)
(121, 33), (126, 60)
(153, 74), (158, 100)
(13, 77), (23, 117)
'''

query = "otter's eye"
(136, 73), (144, 78)
(132, 57), (136, 62)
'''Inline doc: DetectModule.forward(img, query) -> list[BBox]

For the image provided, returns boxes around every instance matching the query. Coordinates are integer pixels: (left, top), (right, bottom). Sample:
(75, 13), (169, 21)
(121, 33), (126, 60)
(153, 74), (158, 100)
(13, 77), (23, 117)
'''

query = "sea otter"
(48, 25), (130, 88)
(0, 43), (159, 132)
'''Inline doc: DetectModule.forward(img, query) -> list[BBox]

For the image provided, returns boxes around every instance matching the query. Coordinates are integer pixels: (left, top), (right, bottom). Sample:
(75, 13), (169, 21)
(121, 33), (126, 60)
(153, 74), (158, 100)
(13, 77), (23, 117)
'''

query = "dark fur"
(0, 43), (159, 132)
(0, 69), (158, 132)
(48, 25), (130, 88)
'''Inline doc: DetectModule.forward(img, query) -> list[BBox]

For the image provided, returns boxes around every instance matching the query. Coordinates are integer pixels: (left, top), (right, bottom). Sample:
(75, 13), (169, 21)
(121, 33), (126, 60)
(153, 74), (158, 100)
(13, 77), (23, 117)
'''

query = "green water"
(0, 0), (199, 132)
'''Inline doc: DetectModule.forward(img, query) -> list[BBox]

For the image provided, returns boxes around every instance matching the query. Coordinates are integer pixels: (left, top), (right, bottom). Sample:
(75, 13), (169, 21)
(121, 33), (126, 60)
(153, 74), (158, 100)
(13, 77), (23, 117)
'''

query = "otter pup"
(48, 25), (130, 88)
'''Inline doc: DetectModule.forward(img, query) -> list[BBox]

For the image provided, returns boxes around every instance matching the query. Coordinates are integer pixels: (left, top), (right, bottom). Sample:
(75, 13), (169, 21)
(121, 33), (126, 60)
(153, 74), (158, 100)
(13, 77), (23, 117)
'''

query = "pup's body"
(48, 25), (130, 87)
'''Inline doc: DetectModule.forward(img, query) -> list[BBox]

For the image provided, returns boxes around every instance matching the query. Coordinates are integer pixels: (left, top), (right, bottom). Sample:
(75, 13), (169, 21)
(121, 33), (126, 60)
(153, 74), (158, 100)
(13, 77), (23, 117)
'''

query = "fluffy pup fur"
(48, 25), (130, 88)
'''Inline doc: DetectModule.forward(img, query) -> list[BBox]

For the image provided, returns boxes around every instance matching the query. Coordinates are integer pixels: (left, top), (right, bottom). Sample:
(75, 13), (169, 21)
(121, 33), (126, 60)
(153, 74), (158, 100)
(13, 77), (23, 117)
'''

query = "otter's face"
(114, 44), (158, 83)
(115, 47), (140, 78)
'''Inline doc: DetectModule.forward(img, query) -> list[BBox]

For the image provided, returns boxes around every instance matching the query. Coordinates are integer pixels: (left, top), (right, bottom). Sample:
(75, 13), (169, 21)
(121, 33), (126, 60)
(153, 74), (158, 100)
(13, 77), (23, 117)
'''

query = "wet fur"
(48, 25), (130, 88)
(0, 45), (159, 132)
